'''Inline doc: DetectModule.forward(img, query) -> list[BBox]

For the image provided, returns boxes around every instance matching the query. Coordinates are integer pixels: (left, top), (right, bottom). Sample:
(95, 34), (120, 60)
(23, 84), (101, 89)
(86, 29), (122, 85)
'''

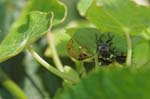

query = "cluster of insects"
(68, 32), (126, 66)
(96, 33), (126, 65)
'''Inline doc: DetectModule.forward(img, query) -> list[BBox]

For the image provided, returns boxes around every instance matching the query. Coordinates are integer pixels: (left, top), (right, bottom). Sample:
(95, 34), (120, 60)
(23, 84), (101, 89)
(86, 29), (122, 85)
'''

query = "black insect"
(98, 57), (113, 65)
(96, 33), (127, 66)
(115, 52), (126, 64)
(96, 34), (115, 65)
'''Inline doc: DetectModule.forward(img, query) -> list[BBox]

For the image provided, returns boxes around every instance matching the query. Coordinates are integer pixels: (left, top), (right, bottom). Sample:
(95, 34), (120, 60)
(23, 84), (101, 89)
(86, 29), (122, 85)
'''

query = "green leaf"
(54, 68), (150, 99)
(45, 29), (70, 57)
(0, 11), (51, 62)
(77, 0), (93, 16)
(20, 0), (66, 25)
(67, 28), (127, 61)
(133, 41), (150, 68)
(78, 0), (150, 34)
(67, 28), (100, 61)
(0, 0), (67, 62)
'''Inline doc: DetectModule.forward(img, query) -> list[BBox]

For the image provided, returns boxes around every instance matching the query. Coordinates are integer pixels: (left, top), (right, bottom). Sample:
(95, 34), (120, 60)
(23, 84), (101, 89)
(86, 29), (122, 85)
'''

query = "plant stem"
(75, 61), (86, 77)
(47, 11), (64, 72)
(47, 33), (64, 72)
(27, 46), (77, 84)
(94, 54), (99, 71)
(124, 31), (132, 66)
(0, 68), (28, 99)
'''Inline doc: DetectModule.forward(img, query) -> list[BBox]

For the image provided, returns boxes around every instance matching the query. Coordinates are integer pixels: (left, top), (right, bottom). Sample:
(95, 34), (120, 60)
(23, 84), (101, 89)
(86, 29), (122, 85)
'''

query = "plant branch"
(75, 61), (86, 77)
(27, 46), (77, 84)
(0, 68), (28, 99)
(124, 31), (132, 66)
(94, 54), (99, 71)
(47, 33), (64, 72)
(47, 12), (64, 72)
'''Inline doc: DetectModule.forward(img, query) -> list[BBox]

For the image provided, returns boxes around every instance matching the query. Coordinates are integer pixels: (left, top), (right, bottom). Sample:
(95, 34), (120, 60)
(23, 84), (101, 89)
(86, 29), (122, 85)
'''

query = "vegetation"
(0, 0), (150, 99)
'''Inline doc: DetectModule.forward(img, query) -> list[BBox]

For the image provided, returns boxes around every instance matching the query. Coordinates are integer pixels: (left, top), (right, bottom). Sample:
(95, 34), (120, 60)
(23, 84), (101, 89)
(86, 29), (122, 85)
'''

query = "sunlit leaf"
(133, 41), (150, 68)
(0, 11), (51, 62)
(20, 0), (66, 25)
(0, 0), (67, 62)
(78, 0), (150, 34)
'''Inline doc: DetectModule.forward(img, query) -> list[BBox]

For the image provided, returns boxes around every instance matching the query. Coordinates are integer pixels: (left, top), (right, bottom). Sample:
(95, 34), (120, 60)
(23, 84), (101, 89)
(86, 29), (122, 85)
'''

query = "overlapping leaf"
(67, 28), (127, 61)
(54, 68), (150, 99)
(0, 11), (51, 62)
(78, 0), (150, 34)
(20, 0), (66, 25)
(0, 0), (66, 62)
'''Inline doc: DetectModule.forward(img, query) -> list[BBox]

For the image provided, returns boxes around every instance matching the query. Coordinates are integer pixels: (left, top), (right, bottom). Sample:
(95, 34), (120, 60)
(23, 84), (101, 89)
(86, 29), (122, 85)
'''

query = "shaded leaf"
(54, 68), (150, 99)
(67, 28), (127, 61)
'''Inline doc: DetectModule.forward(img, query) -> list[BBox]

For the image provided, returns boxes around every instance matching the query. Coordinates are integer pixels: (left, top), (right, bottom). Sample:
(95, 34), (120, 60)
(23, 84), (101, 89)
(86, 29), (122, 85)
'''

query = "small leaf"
(67, 28), (100, 61)
(133, 41), (150, 67)
(0, 11), (51, 62)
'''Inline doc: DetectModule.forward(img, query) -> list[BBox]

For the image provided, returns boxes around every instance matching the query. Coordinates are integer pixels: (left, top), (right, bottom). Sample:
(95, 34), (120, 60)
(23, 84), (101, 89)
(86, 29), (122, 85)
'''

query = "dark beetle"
(96, 33), (126, 65)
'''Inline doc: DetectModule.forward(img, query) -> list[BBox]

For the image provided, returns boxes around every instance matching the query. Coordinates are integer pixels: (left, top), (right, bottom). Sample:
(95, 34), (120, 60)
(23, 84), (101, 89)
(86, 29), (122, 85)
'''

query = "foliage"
(0, 0), (150, 99)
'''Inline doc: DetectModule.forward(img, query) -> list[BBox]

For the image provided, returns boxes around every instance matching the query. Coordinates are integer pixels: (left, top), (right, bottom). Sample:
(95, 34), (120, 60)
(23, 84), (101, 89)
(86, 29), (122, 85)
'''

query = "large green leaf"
(54, 68), (150, 99)
(0, 11), (51, 62)
(0, 0), (66, 62)
(78, 0), (150, 34)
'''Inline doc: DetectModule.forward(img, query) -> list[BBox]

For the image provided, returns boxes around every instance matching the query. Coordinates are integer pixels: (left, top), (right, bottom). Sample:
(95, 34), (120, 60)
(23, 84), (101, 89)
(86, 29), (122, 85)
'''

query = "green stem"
(125, 31), (132, 66)
(47, 11), (64, 72)
(47, 32), (64, 72)
(75, 61), (86, 77)
(94, 54), (99, 71)
(27, 46), (77, 84)
(0, 68), (28, 99)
